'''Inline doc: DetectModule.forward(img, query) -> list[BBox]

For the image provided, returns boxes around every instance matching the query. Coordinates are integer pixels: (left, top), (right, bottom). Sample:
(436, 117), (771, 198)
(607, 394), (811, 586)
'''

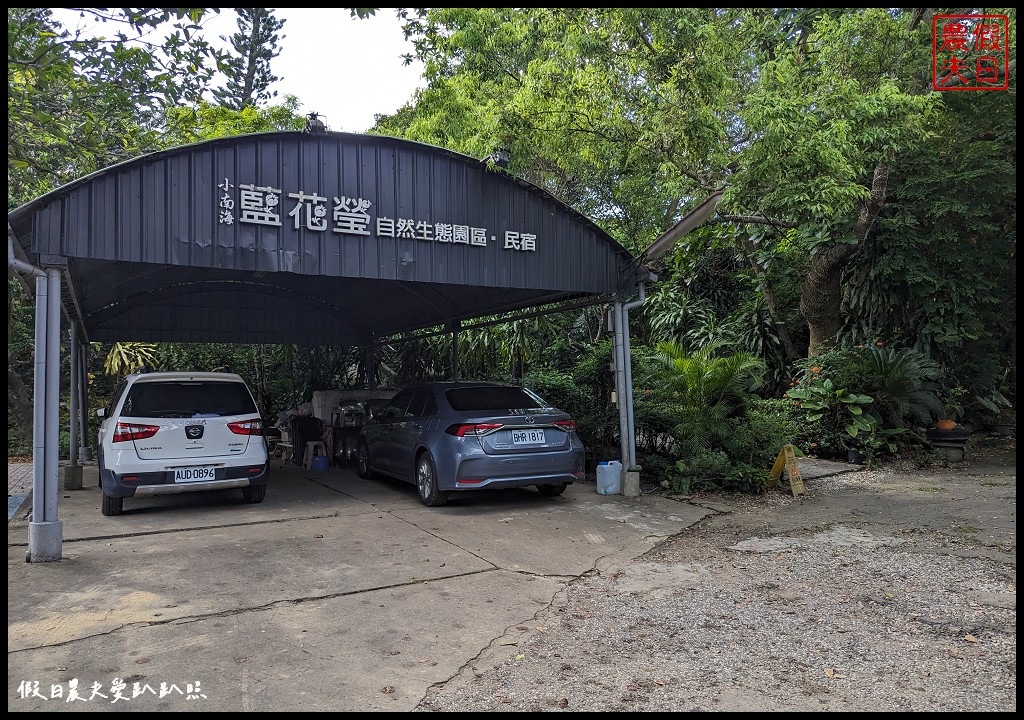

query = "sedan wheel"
(356, 440), (375, 479)
(416, 452), (449, 507)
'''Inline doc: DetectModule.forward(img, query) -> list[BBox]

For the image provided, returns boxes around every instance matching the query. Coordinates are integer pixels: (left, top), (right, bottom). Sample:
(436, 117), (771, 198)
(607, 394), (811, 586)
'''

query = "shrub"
(722, 462), (773, 494)
(522, 364), (614, 454)
(785, 375), (877, 452)
(724, 398), (802, 469)
(637, 452), (680, 488)
(674, 450), (733, 493)
(785, 344), (942, 458)
(643, 341), (766, 459)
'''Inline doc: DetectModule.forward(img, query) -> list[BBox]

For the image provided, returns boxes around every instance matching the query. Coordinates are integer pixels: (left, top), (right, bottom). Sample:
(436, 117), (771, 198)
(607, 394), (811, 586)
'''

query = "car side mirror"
(96, 408), (106, 418)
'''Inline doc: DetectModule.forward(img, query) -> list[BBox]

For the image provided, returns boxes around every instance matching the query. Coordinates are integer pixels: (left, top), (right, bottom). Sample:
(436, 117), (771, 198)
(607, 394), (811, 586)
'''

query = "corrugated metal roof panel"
(9, 132), (638, 345)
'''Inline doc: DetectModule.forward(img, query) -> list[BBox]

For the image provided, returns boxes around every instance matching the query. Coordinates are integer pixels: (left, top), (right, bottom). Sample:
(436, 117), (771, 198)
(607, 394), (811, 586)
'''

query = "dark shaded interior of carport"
(8, 131), (640, 351)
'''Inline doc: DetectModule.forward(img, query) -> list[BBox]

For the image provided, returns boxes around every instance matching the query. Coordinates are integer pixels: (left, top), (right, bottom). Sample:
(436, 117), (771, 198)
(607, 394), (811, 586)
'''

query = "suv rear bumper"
(99, 460), (269, 498)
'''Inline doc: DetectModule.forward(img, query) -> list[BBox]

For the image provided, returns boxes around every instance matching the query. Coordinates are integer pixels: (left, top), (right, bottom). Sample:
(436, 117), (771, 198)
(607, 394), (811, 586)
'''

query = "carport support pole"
(79, 343), (90, 459)
(30, 276), (47, 527)
(65, 325), (84, 490)
(451, 320), (460, 382)
(621, 282), (646, 470)
(69, 325), (79, 466)
(28, 269), (64, 562)
(612, 301), (629, 476)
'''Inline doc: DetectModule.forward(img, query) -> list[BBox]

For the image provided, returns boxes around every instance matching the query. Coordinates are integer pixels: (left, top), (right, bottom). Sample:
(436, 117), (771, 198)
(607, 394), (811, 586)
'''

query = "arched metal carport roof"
(8, 131), (641, 345)
(9, 130), (663, 562)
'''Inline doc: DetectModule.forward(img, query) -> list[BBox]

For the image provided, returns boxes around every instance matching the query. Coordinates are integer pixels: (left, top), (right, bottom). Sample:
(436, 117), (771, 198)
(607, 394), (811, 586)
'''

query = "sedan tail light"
(445, 422), (503, 437)
(112, 422), (160, 443)
(554, 419), (577, 432)
(228, 419), (263, 436)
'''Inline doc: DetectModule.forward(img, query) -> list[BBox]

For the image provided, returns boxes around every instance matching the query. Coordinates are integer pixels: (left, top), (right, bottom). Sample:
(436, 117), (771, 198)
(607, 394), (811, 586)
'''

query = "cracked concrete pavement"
(9, 459), (715, 711)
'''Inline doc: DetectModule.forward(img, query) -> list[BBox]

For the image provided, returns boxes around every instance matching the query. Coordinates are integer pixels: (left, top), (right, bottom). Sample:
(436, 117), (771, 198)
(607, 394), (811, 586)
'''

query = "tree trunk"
(737, 239), (802, 361)
(800, 246), (850, 356)
(801, 163), (890, 357)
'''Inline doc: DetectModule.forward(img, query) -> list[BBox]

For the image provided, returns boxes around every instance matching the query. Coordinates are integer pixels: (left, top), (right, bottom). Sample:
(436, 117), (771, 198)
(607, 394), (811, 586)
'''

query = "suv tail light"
(112, 422), (160, 443)
(554, 419), (577, 432)
(445, 422), (503, 437)
(228, 419), (263, 436)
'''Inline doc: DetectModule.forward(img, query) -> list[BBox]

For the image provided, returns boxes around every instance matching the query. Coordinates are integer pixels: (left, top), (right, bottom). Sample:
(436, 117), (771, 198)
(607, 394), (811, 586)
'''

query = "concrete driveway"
(8, 460), (709, 711)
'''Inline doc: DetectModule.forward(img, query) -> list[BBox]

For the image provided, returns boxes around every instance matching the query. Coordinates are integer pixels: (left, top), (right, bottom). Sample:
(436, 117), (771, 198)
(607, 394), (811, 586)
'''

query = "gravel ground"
(415, 437), (1016, 712)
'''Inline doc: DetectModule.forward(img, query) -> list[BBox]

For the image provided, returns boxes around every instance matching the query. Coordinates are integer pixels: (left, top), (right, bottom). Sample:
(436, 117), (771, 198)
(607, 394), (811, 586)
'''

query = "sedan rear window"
(446, 387), (545, 412)
(121, 381), (258, 418)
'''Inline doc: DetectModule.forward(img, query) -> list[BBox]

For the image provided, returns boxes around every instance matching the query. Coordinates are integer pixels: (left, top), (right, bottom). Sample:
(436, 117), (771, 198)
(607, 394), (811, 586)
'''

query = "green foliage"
(731, 10), (938, 230)
(857, 427), (907, 466)
(212, 8), (286, 110)
(722, 462), (773, 494)
(8, 8), (229, 203)
(839, 61), (1016, 406)
(384, 7), (1013, 400)
(673, 450), (732, 493)
(164, 99), (305, 145)
(786, 376), (876, 441)
(629, 341), (796, 494)
(525, 342), (617, 453)
(632, 391), (684, 456)
(519, 367), (607, 452)
(672, 451), (772, 495)
(633, 452), (678, 488)
(103, 342), (158, 377)
(846, 346), (943, 428)
(784, 343), (945, 458)
(646, 342), (765, 458)
(8, 368), (33, 456)
(7, 7), (1016, 472)
(520, 369), (586, 420)
(643, 284), (720, 352)
(795, 344), (943, 429)
(975, 388), (1013, 424)
(8, 278), (35, 378)
(723, 398), (802, 469)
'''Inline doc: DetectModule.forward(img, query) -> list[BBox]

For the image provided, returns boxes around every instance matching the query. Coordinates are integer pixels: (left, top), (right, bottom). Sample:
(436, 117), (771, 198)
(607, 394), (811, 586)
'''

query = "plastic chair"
(303, 441), (327, 470)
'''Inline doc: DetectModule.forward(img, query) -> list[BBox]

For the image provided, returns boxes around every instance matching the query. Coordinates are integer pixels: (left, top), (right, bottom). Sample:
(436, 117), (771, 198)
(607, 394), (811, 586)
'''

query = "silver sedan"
(356, 382), (586, 506)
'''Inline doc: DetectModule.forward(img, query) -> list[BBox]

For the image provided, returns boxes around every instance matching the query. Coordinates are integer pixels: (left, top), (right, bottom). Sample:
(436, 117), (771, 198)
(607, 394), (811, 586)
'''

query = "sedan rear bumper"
(446, 450), (584, 491)
(454, 472), (579, 490)
(134, 477), (252, 496)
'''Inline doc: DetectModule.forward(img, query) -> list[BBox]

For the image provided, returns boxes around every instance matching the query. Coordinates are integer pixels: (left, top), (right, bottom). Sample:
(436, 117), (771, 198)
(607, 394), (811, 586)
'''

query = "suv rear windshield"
(446, 386), (545, 412)
(121, 381), (258, 418)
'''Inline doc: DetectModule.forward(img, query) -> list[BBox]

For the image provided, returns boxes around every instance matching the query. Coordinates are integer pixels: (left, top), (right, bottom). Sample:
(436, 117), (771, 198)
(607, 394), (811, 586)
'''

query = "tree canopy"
(376, 8), (1015, 393)
(212, 8), (287, 110)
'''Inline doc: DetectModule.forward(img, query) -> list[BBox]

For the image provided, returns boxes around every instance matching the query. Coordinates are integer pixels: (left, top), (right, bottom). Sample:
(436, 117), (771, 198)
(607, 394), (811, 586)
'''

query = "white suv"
(97, 371), (269, 516)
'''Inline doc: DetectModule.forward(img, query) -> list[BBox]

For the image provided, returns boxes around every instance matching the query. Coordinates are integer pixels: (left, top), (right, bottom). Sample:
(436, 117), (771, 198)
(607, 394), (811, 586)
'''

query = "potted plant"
(928, 385), (970, 460)
(935, 385), (967, 431)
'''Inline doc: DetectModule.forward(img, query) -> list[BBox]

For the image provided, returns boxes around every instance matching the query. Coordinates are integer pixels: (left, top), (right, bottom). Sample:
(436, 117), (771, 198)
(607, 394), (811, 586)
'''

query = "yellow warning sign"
(768, 444), (805, 496)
